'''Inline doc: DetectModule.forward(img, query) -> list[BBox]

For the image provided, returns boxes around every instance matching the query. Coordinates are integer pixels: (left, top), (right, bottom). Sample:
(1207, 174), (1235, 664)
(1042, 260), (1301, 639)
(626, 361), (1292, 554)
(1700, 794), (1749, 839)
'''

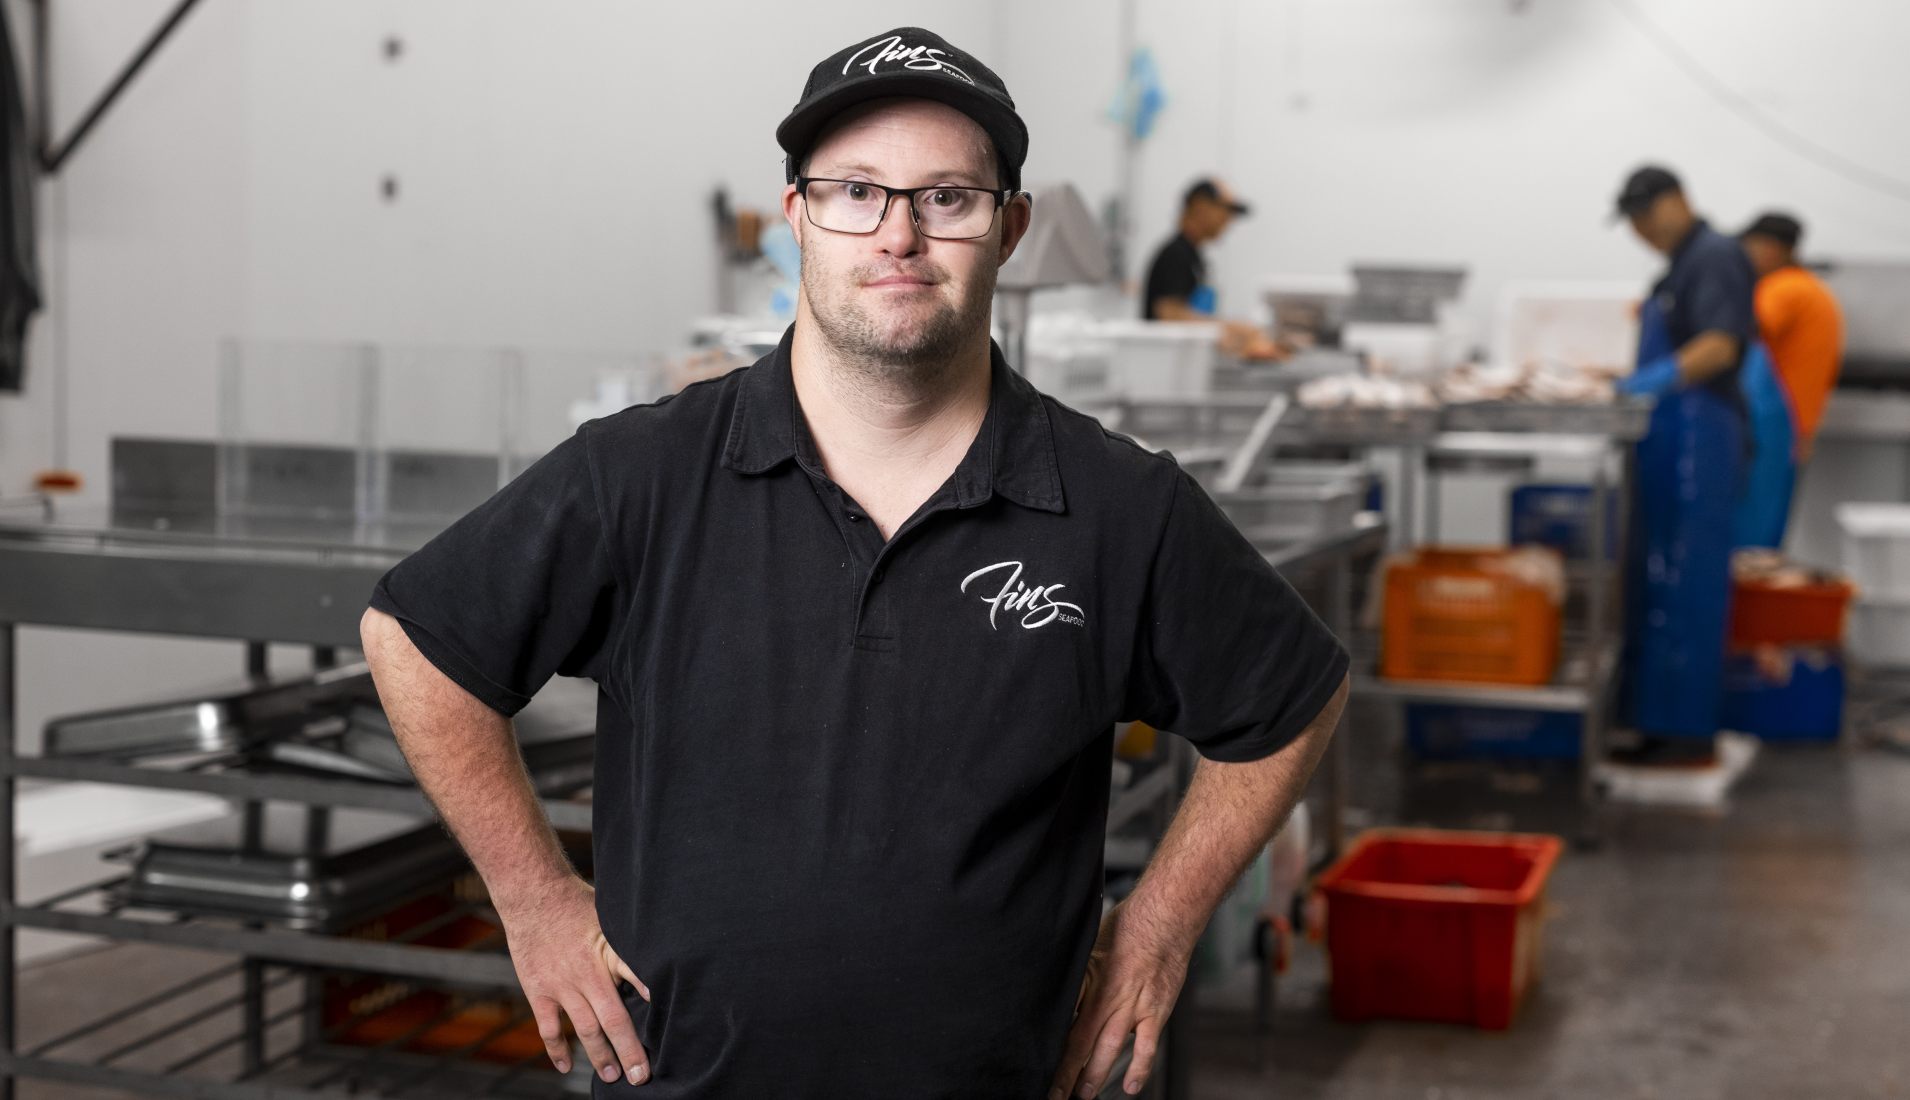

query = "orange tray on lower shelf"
(1382, 548), (1562, 686)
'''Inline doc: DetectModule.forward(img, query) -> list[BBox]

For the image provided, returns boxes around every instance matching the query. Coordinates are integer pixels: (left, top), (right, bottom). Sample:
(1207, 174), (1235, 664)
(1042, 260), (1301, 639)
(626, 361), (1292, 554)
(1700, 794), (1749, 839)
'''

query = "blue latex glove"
(1616, 353), (1682, 397)
(1187, 285), (1218, 315)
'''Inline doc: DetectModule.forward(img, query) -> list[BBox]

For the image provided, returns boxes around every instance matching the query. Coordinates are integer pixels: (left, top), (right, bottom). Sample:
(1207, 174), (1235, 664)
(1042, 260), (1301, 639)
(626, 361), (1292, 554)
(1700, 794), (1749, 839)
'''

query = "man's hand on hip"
(1052, 676), (1346, 1098)
(1049, 902), (1191, 1099)
(504, 875), (651, 1086)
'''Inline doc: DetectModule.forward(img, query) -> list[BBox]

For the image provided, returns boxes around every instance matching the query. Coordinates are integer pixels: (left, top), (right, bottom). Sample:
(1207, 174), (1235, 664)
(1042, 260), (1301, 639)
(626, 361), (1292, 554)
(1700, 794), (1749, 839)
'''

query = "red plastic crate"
(1314, 829), (1561, 1030)
(1728, 579), (1853, 647)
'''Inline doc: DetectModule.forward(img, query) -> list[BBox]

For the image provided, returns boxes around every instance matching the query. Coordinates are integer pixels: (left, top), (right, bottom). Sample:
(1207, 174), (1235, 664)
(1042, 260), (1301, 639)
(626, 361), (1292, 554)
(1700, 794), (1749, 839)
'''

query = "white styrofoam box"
(1836, 503), (1910, 600)
(1023, 311), (1116, 398)
(1848, 600), (1910, 667)
(1493, 281), (1641, 374)
(1096, 320), (1219, 398)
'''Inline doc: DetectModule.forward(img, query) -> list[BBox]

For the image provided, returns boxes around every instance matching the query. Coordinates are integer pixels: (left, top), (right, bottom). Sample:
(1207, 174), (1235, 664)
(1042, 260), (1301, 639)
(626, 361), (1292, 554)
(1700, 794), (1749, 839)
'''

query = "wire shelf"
(6, 953), (583, 1099)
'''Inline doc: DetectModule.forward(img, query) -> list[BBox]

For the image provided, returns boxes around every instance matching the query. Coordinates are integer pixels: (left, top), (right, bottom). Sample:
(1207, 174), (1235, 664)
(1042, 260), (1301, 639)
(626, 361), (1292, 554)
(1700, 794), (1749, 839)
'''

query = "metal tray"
(261, 702), (596, 795)
(110, 805), (468, 932)
(44, 663), (380, 760)
(1439, 398), (1653, 440)
(1215, 481), (1362, 548)
(1283, 404), (1441, 442)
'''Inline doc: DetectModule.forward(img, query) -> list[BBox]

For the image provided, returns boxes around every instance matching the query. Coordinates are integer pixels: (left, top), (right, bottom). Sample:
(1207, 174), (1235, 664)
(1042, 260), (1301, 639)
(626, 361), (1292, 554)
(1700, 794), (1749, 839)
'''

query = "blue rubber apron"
(1619, 298), (1745, 739)
(1733, 342), (1796, 549)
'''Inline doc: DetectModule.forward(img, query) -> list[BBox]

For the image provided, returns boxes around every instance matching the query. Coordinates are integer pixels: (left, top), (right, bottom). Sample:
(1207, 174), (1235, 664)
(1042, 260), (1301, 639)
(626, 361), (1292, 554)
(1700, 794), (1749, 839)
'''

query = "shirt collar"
(1669, 218), (1712, 265)
(721, 325), (1065, 514)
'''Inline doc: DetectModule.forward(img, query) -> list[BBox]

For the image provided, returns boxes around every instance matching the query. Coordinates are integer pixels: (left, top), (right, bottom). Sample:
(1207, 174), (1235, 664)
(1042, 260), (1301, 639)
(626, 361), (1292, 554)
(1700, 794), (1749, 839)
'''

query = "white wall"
(1013, 0), (1910, 337)
(9, 0), (1910, 498)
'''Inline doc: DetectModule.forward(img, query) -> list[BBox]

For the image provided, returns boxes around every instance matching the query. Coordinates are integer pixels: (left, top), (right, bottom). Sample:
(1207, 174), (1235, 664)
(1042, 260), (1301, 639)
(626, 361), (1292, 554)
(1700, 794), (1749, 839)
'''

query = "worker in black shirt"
(1612, 165), (1757, 766)
(1143, 178), (1280, 358)
(361, 26), (1348, 1100)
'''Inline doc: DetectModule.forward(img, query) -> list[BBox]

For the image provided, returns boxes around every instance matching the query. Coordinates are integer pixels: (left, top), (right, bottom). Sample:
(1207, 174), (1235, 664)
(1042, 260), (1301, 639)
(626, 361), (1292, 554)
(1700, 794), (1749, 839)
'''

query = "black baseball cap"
(776, 27), (1029, 191)
(1614, 165), (1683, 217)
(1185, 178), (1249, 215)
(1741, 212), (1803, 250)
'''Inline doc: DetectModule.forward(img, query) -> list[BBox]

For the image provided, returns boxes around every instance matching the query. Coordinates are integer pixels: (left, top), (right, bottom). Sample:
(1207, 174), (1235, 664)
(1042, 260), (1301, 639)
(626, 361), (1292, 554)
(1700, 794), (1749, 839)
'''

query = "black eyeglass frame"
(795, 177), (1030, 241)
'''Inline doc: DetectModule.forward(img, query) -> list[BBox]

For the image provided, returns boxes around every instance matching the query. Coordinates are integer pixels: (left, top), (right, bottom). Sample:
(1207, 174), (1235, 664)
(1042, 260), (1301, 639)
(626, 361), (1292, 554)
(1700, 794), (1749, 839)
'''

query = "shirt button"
(873, 568), (886, 583)
(847, 513), (862, 522)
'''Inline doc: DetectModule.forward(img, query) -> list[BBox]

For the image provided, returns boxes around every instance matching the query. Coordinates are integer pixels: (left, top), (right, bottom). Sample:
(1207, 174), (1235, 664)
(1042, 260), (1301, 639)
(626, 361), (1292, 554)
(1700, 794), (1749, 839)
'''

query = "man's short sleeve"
(1122, 471), (1350, 762)
(1687, 242), (1758, 347)
(1144, 238), (1201, 318)
(369, 430), (620, 717)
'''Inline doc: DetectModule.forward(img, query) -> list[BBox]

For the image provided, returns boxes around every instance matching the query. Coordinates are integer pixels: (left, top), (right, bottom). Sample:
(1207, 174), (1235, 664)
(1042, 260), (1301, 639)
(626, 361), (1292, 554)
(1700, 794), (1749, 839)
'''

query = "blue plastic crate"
(1721, 647), (1844, 742)
(1406, 704), (1582, 760)
(1509, 484), (1617, 560)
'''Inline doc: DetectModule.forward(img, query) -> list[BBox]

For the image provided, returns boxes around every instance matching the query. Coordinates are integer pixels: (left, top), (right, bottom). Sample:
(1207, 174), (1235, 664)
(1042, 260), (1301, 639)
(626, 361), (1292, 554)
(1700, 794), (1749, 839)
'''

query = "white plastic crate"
(1835, 503), (1910, 600)
(1849, 600), (1910, 667)
(1096, 320), (1219, 398)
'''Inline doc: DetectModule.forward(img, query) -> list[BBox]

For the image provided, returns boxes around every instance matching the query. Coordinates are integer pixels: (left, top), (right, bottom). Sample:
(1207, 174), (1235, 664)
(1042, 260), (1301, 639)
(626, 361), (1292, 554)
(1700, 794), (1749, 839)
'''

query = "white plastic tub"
(1096, 320), (1219, 398)
(1835, 503), (1910, 600)
(1849, 600), (1910, 667)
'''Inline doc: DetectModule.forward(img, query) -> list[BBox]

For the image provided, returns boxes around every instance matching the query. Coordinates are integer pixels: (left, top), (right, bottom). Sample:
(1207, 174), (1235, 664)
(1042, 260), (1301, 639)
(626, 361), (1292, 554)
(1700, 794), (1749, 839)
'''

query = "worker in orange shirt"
(1741, 213), (1845, 463)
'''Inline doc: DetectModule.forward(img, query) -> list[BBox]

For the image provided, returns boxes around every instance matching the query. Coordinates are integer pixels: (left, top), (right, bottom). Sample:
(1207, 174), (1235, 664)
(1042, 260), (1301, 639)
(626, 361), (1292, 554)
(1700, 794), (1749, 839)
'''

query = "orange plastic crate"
(1382, 548), (1562, 685)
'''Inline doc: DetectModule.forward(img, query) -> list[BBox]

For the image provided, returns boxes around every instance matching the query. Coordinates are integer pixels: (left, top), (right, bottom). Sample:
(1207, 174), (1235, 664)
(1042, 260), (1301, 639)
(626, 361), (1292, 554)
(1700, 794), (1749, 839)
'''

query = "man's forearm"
(360, 608), (576, 911)
(1120, 674), (1348, 952)
(1678, 331), (1740, 384)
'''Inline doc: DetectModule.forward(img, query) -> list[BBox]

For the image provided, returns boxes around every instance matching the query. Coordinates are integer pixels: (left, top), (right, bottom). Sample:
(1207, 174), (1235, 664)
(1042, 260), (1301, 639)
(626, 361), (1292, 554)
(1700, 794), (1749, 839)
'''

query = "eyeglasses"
(796, 178), (1025, 241)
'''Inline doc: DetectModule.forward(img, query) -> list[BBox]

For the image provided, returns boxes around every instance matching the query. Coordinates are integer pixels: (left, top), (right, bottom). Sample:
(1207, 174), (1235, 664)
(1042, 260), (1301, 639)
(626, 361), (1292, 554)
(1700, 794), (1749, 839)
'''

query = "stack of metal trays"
(108, 806), (468, 932)
(1439, 398), (1653, 440)
(1214, 464), (1367, 547)
(43, 663), (381, 761)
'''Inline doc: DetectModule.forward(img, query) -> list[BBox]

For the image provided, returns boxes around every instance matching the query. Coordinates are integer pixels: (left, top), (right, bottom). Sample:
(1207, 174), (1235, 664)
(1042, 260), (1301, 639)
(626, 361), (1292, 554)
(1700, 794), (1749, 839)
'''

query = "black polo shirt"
(1652, 218), (1758, 408)
(369, 330), (1347, 1099)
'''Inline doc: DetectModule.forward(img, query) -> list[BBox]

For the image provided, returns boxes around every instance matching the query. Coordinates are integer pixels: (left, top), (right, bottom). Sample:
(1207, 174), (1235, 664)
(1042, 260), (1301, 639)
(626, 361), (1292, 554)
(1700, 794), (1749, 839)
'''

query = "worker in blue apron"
(1612, 167), (1758, 765)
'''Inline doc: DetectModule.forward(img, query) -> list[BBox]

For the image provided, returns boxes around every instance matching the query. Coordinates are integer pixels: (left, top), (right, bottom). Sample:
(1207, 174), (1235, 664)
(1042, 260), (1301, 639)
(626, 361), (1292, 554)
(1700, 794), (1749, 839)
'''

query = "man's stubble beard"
(800, 243), (998, 393)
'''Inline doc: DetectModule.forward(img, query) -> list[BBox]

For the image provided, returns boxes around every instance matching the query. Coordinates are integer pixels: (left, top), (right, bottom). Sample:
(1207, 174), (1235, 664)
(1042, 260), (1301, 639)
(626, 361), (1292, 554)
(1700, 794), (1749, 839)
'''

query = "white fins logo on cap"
(843, 35), (976, 86)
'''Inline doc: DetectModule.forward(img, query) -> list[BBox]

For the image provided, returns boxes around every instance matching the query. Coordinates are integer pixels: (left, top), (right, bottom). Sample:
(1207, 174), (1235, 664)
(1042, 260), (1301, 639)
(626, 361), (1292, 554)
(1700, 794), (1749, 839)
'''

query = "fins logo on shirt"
(842, 36), (976, 85)
(960, 561), (1086, 630)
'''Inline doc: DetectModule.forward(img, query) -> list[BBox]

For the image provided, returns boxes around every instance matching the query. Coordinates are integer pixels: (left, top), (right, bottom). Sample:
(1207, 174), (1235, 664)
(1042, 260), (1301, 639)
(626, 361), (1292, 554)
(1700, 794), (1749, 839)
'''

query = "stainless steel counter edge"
(0, 541), (390, 648)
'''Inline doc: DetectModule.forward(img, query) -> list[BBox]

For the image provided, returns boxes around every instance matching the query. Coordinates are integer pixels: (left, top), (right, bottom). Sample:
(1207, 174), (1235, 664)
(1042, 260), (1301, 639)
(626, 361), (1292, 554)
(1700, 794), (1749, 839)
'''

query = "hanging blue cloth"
(1619, 298), (1745, 740)
(1732, 342), (1796, 549)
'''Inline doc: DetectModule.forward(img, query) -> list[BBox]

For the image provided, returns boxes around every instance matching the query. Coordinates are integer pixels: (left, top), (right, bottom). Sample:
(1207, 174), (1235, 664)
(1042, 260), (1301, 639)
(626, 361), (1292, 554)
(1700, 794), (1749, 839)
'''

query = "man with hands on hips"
(361, 26), (1347, 1099)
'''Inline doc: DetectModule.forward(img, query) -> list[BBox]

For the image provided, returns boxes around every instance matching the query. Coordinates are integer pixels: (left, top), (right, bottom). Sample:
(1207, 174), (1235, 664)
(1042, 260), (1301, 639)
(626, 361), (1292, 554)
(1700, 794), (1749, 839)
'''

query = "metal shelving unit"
(0, 512), (597, 1099)
(1348, 406), (1647, 838)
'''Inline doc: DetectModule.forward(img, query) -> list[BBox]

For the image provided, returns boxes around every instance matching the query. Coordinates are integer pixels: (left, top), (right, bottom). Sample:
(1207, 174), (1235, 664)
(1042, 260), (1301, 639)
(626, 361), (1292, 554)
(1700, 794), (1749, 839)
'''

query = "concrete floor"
(10, 741), (1910, 1099)
(1191, 739), (1910, 1100)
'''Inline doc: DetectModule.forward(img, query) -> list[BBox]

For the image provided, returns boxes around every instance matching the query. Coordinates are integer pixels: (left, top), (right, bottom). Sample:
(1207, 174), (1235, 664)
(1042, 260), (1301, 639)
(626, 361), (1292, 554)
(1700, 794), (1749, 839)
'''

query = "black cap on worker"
(1741, 212), (1803, 251)
(1614, 165), (1683, 218)
(1185, 178), (1250, 216)
(776, 27), (1029, 192)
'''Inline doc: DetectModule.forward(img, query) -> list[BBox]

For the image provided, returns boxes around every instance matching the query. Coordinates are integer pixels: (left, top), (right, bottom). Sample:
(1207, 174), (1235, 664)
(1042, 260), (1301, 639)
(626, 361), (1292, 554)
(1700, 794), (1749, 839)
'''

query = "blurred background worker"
(1612, 165), (1758, 766)
(1742, 212), (1846, 468)
(1143, 177), (1281, 358)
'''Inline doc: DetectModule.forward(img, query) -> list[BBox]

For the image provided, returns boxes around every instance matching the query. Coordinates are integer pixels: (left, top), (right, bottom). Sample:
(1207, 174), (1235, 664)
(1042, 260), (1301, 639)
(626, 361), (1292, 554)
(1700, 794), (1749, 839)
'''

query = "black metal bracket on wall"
(28, 0), (205, 175)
